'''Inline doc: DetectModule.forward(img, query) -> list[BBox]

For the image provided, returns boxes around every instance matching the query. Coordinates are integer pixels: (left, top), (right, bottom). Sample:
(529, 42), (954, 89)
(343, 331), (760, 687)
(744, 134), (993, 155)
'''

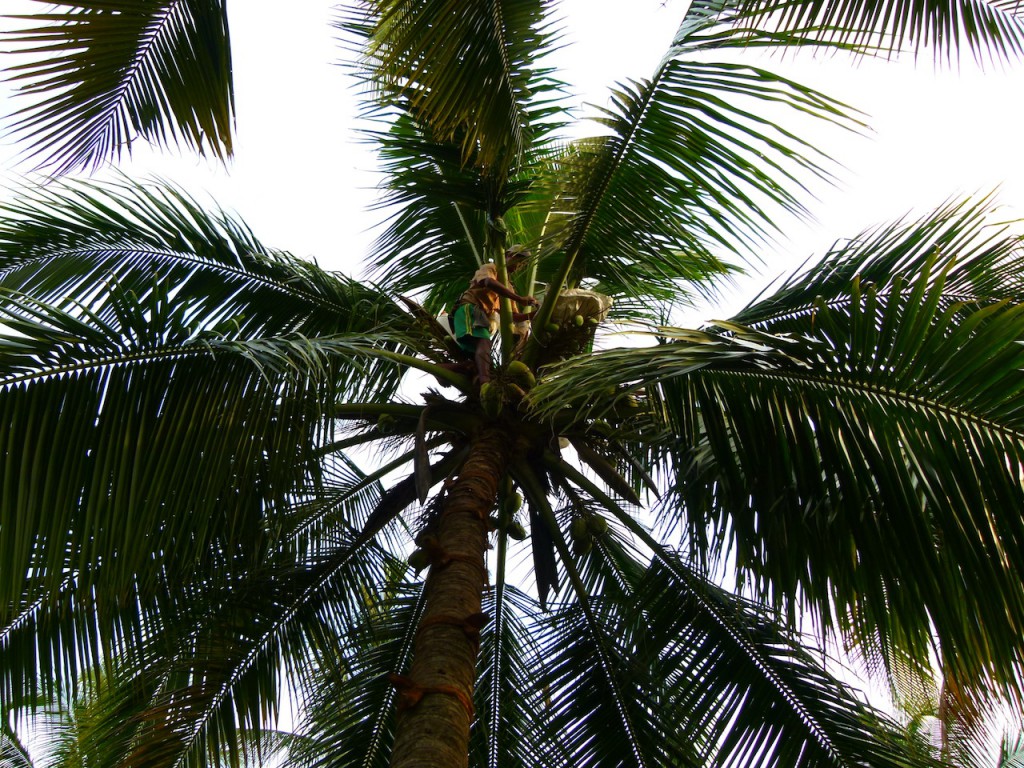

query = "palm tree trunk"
(389, 427), (508, 768)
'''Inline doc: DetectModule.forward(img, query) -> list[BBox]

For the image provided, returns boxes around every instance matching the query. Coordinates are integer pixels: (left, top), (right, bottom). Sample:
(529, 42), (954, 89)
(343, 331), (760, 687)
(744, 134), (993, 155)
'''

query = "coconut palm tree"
(4, 1), (1024, 767)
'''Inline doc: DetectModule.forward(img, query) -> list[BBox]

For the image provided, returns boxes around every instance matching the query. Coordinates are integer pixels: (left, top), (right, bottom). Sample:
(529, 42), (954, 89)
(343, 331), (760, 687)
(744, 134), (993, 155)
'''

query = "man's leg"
(437, 359), (475, 377)
(475, 337), (493, 383)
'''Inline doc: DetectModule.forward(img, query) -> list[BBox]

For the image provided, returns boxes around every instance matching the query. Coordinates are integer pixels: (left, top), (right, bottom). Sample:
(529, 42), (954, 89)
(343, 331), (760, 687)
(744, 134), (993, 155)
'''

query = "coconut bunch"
(531, 289), (612, 366)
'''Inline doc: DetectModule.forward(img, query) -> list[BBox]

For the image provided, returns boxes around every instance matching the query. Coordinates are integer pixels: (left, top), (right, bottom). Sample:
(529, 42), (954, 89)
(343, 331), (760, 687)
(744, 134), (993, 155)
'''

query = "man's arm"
(476, 277), (538, 306)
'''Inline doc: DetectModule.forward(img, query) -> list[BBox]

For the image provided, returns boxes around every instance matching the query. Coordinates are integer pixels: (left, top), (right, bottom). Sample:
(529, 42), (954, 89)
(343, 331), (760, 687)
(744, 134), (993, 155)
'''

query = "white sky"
(3, 0), (1024, 323)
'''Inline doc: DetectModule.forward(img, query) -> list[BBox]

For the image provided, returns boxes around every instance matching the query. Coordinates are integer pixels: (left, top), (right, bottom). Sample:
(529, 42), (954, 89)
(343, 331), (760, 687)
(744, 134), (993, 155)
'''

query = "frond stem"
(710, 366), (1024, 444)
(369, 348), (471, 392)
(1, 244), (355, 318)
(532, 490), (649, 768)
(0, 344), (210, 389)
(487, 479), (512, 768)
(578, 468), (849, 767)
(333, 402), (479, 434)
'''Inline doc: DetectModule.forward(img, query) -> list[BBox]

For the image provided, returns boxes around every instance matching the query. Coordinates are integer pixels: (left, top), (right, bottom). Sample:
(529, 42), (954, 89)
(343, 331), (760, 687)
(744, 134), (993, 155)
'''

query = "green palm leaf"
(362, 114), (497, 301)
(0, 290), (414, 611)
(1002, 732), (1024, 767)
(543, 459), (933, 767)
(635, 554), (936, 768)
(732, 196), (1024, 328)
(118, 536), (398, 768)
(533, 198), (1024, 713)
(472, 581), (571, 768)
(0, 177), (407, 341)
(743, 0), (1024, 60)
(0, 718), (33, 768)
(342, 0), (561, 180)
(534, 600), (696, 767)
(0, 182), (437, 719)
(288, 582), (427, 768)
(533, 0), (863, 305)
(362, 114), (563, 309)
(3, 0), (234, 173)
(3, 480), (404, 768)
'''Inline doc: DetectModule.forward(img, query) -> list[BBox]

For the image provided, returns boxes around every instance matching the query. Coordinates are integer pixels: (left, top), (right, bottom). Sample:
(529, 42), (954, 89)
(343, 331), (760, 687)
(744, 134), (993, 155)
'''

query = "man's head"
(505, 244), (531, 273)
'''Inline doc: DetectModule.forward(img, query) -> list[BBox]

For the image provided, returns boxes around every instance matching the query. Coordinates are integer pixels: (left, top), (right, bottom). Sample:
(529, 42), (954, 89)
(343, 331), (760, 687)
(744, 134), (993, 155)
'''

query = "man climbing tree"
(447, 245), (537, 383)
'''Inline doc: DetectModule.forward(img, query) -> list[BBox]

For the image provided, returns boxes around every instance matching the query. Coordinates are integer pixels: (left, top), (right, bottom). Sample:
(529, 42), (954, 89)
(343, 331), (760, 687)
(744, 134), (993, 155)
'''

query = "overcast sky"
(2, 0), (1024, 320)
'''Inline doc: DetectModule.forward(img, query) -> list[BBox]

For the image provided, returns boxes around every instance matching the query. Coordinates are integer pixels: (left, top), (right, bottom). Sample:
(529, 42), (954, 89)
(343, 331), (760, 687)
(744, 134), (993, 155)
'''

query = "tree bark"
(389, 427), (508, 768)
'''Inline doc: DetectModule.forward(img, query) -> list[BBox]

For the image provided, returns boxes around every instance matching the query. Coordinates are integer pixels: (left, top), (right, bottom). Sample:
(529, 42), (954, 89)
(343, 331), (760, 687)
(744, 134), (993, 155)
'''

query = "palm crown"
(3, 1), (1024, 767)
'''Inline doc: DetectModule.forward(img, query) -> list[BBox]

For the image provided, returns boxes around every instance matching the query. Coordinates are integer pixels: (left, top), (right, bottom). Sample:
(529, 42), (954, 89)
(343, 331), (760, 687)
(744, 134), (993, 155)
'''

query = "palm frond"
(936, 676), (1002, 768)
(533, 199), (1024, 712)
(0, 177), (408, 341)
(212, 729), (300, 768)
(741, 0), (1024, 62)
(3, 0), (234, 173)
(537, 0), (864, 307)
(5, 524), (401, 768)
(118, 534), (399, 768)
(362, 114), (496, 301)
(288, 582), (427, 768)
(471, 585), (568, 768)
(26, 668), (163, 768)
(362, 114), (559, 306)
(0, 718), (33, 768)
(542, 451), (934, 767)
(519, 497), (689, 768)
(1002, 732), (1024, 767)
(535, 598), (698, 767)
(341, 0), (563, 179)
(634, 552), (936, 768)
(0, 280), (425, 705)
(732, 195), (1024, 328)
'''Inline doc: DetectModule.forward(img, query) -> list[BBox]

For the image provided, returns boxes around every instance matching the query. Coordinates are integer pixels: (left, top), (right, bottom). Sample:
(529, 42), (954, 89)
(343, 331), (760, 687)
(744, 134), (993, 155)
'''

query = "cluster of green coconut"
(533, 310), (603, 364)
(376, 412), (398, 434)
(489, 490), (527, 541)
(543, 312), (590, 334)
(478, 360), (537, 418)
(569, 513), (609, 555)
(406, 491), (530, 573)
